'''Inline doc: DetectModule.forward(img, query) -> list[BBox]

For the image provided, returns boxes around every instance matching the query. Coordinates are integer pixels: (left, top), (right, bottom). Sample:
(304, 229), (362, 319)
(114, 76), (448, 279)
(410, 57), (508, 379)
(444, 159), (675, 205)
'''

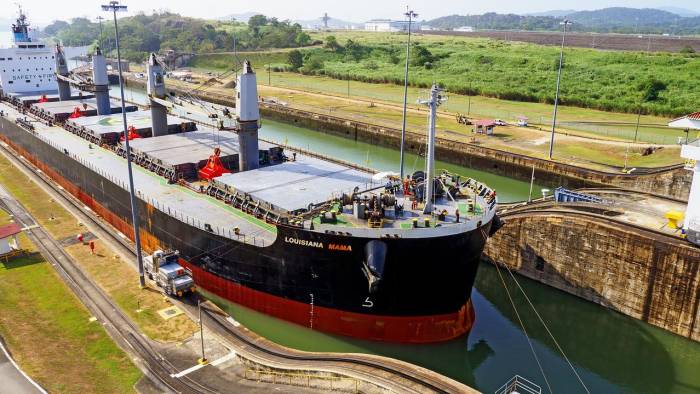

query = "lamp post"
(101, 1), (146, 288)
(548, 19), (572, 160)
(96, 16), (104, 49)
(198, 299), (207, 364)
(399, 8), (418, 181)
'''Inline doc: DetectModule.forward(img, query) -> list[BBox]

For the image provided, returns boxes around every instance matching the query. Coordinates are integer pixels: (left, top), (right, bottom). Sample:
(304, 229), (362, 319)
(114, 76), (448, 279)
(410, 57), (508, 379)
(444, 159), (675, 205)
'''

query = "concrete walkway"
(0, 338), (45, 394)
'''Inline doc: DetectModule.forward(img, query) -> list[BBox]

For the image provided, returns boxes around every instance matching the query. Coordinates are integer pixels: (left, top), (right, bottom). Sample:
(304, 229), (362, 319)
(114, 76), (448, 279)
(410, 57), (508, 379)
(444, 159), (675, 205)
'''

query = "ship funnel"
(236, 60), (260, 171)
(91, 46), (111, 115)
(147, 53), (168, 136)
(55, 44), (71, 100)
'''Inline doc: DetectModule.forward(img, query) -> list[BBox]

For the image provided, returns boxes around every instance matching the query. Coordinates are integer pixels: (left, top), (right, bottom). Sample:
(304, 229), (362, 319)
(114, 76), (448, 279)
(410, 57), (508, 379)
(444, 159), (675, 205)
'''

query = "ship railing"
(495, 375), (542, 394)
(244, 367), (359, 393)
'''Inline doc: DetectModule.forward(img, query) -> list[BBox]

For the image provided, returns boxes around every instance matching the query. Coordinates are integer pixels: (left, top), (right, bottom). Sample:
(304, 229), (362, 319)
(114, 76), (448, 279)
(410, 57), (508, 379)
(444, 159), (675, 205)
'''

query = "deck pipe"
(54, 45), (71, 101)
(92, 47), (111, 115)
(147, 53), (168, 137)
(236, 60), (260, 171)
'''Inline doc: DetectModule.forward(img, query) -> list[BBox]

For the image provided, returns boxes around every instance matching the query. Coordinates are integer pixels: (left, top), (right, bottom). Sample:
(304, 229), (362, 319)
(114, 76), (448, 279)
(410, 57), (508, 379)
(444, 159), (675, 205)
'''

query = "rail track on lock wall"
(0, 154), (219, 393)
(0, 119), (474, 393)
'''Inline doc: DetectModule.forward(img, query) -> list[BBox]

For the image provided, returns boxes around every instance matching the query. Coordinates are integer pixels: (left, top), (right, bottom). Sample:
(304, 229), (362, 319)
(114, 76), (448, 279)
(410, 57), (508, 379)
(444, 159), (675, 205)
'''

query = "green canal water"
(122, 87), (700, 393)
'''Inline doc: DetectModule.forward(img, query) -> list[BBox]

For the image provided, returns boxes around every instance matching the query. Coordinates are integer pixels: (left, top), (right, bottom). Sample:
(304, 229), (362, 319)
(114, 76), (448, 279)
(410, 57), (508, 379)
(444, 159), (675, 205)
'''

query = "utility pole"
(633, 106), (642, 142)
(347, 76), (350, 98)
(268, 63), (271, 85)
(399, 8), (418, 181)
(467, 81), (472, 116)
(96, 16), (104, 49)
(548, 19), (572, 160)
(102, 1), (146, 288)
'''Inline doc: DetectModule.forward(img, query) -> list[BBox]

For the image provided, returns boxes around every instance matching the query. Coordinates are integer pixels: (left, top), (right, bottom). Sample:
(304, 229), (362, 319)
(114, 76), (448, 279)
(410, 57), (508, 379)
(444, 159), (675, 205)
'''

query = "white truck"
(143, 250), (196, 297)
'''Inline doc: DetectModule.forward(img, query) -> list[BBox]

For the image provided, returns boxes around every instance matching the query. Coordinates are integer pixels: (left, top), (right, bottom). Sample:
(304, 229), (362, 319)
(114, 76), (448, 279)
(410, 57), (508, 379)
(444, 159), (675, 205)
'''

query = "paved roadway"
(0, 338), (45, 394)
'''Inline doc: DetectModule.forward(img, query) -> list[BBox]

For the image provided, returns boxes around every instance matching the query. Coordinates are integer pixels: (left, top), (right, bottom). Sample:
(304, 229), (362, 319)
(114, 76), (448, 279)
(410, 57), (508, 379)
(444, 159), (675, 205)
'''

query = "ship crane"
(417, 84), (447, 214)
(146, 52), (240, 128)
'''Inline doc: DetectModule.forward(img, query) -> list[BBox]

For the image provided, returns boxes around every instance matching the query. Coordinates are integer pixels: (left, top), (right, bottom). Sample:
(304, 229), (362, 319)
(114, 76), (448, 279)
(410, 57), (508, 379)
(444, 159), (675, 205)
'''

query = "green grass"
(0, 253), (141, 393)
(0, 153), (198, 343)
(191, 55), (693, 145)
(257, 71), (689, 145)
(195, 31), (700, 119)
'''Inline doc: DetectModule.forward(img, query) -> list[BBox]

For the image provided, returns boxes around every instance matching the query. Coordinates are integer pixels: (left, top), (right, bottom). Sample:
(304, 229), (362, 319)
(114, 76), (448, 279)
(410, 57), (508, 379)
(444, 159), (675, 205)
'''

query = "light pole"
(102, 1), (146, 288)
(467, 81), (472, 116)
(198, 299), (207, 365)
(96, 16), (104, 49)
(548, 19), (572, 160)
(399, 8), (417, 182)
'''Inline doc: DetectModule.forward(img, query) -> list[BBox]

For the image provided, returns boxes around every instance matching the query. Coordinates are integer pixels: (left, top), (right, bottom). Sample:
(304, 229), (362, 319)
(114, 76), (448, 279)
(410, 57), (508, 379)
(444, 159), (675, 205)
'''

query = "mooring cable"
(503, 266), (591, 394)
(494, 262), (553, 394)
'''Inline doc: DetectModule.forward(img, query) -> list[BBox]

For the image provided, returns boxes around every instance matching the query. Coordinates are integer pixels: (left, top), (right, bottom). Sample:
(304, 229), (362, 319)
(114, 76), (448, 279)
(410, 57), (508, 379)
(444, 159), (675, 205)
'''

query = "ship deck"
(66, 110), (196, 141)
(0, 101), (277, 245)
(32, 97), (138, 120)
(2, 93), (497, 240)
(126, 127), (242, 168)
(213, 155), (374, 213)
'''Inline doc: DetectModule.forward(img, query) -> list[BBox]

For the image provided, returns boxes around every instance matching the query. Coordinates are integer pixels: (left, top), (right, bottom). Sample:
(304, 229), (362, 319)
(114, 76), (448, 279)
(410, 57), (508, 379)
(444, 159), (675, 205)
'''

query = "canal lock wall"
(483, 211), (700, 342)
(257, 103), (690, 201)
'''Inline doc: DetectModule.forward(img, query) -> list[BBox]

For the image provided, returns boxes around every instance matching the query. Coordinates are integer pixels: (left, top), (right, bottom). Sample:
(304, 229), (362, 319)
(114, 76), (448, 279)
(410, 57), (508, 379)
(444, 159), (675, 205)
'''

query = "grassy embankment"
(302, 31), (700, 117)
(189, 31), (699, 145)
(170, 64), (682, 169)
(0, 211), (141, 393)
(0, 153), (197, 343)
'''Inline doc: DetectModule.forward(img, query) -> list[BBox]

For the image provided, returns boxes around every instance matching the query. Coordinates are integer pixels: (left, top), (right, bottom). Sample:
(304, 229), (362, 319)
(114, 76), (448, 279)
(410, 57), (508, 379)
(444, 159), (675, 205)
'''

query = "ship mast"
(418, 84), (446, 214)
(12, 5), (31, 43)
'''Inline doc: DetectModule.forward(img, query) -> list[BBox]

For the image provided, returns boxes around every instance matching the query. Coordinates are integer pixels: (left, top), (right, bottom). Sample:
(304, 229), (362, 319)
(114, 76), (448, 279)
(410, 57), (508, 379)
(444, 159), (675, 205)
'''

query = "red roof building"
(474, 120), (497, 135)
(0, 223), (21, 239)
(0, 222), (22, 257)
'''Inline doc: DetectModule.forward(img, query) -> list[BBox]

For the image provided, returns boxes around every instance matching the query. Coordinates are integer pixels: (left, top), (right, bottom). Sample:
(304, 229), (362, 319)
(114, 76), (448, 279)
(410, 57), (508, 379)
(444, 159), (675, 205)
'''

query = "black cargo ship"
(0, 33), (499, 342)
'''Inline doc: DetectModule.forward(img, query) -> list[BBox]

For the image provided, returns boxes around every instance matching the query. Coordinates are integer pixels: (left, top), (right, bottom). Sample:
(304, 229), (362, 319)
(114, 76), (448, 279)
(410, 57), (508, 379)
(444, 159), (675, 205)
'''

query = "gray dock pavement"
(0, 338), (45, 394)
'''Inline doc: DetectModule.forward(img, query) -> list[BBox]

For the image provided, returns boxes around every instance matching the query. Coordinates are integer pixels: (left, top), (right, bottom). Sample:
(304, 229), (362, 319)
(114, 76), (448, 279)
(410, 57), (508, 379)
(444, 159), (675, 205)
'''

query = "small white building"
(0, 222), (21, 258)
(455, 26), (475, 32)
(365, 19), (421, 32)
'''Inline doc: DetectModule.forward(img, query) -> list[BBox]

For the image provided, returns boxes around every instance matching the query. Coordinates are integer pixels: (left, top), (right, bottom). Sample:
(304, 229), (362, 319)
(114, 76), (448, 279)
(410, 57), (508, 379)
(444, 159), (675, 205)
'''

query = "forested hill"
(42, 12), (315, 61)
(427, 7), (700, 34)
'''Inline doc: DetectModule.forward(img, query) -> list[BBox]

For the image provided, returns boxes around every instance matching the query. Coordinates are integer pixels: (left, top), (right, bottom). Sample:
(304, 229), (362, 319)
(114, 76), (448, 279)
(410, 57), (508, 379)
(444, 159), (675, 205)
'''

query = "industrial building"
(364, 19), (421, 32)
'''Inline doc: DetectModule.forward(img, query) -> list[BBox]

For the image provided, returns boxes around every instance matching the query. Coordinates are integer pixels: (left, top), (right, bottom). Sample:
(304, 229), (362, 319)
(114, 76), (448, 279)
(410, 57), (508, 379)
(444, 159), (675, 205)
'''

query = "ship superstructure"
(0, 8), (57, 95)
(0, 44), (500, 342)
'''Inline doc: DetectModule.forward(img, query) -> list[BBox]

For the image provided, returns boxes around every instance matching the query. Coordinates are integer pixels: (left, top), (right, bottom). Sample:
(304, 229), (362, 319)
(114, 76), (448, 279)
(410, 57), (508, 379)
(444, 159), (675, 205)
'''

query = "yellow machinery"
(665, 211), (685, 229)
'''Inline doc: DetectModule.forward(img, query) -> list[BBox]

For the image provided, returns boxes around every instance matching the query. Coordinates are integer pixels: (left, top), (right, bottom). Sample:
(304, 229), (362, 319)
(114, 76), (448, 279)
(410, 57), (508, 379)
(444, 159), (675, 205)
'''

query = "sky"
(4, 0), (700, 26)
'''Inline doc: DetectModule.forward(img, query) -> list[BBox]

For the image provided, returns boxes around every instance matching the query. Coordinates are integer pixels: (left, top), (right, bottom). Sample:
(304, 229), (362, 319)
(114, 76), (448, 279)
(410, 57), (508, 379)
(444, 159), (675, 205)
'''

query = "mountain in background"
(527, 10), (577, 17)
(567, 7), (682, 29)
(0, 17), (14, 29)
(218, 12), (260, 23)
(293, 17), (363, 29)
(657, 6), (699, 17)
(427, 7), (700, 34)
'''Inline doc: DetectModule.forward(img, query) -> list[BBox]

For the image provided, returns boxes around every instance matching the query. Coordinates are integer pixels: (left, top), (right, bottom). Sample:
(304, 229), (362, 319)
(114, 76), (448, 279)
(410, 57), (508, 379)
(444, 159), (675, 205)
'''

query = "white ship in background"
(0, 8), (87, 96)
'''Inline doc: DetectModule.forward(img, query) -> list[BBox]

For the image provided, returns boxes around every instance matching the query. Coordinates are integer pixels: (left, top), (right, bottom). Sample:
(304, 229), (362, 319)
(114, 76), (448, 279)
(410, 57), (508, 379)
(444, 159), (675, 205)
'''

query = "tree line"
(42, 12), (315, 62)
